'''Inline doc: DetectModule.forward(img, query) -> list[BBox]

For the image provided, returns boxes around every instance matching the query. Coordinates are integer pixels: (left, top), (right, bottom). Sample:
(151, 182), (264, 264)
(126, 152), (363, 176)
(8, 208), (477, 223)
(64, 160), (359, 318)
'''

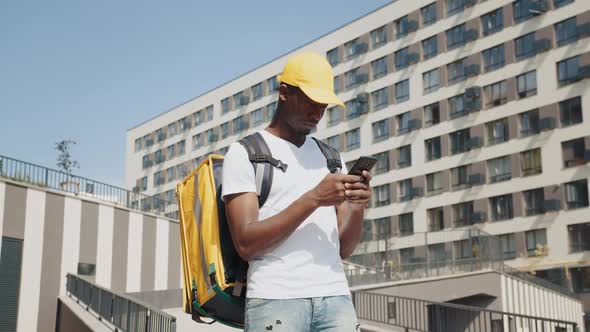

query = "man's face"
(280, 85), (328, 135)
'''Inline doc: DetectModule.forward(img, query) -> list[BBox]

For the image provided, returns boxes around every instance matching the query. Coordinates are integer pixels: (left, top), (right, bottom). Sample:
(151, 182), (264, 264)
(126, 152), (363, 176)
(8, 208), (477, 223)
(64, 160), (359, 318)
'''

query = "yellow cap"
(277, 52), (344, 107)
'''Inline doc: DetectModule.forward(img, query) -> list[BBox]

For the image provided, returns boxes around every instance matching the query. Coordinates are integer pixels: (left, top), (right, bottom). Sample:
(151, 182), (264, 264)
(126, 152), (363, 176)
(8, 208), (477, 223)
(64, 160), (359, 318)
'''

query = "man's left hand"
(343, 170), (372, 208)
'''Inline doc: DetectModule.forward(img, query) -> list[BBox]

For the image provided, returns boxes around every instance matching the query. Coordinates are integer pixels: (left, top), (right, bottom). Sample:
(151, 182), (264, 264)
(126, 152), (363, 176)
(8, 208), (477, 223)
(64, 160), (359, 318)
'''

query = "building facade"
(125, 0), (590, 323)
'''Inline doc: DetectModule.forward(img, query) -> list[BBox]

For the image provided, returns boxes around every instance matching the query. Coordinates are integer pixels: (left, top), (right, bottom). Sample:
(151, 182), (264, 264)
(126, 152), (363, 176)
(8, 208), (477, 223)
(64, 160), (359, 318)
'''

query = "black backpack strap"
(238, 132), (287, 207)
(312, 137), (342, 173)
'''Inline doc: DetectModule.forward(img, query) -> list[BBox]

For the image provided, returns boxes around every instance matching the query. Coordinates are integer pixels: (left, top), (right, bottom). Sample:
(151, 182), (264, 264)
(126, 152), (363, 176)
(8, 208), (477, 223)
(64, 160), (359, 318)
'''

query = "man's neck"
(266, 122), (306, 147)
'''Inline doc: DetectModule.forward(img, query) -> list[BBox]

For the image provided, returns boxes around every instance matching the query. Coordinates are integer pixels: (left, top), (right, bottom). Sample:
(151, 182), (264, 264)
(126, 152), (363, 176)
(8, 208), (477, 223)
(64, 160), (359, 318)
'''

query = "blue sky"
(0, 1), (391, 187)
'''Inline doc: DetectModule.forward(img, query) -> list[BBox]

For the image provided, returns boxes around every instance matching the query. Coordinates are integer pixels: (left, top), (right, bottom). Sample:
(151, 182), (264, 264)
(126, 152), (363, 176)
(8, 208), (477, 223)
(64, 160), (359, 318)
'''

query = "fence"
(354, 292), (579, 332)
(66, 274), (176, 332)
(0, 155), (177, 218)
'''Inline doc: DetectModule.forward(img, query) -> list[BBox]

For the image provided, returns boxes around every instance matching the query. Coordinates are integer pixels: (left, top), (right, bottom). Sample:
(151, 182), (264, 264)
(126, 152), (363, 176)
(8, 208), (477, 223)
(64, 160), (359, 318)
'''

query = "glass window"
(446, 24), (466, 49)
(425, 137), (442, 161)
(484, 80), (507, 107)
(450, 129), (470, 154)
(371, 87), (389, 111)
(371, 26), (387, 49)
(140, 176), (148, 191)
(251, 83), (263, 101)
(334, 76), (341, 93)
(453, 202), (474, 227)
(144, 134), (153, 148)
(374, 217), (391, 239)
(398, 179), (412, 201)
(400, 247), (415, 263)
(232, 116), (248, 133)
(177, 140), (186, 155)
(491, 194), (514, 221)
(396, 16), (410, 38)
(526, 229), (548, 256)
(488, 156), (512, 183)
(167, 167), (176, 183)
(267, 76), (279, 94)
(521, 148), (543, 176)
(554, 0), (574, 8)
(499, 234), (516, 259)
(447, 0), (465, 15)
(519, 109), (540, 137)
(429, 243), (448, 261)
(562, 138), (587, 168)
(424, 102), (440, 127)
(449, 94), (467, 118)
(327, 48), (339, 66)
(524, 188), (545, 216)
(428, 207), (445, 232)
(205, 129), (217, 143)
(513, 0), (533, 23)
(565, 179), (589, 209)
(569, 223), (590, 253)
(252, 108), (264, 126)
(482, 8), (504, 36)
(372, 119), (389, 142)
(515, 33), (536, 59)
(422, 36), (438, 60)
(395, 79), (410, 103)
(193, 110), (204, 127)
(423, 68), (440, 94)
(373, 151), (390, 174)
(399, 213), (414, 236)
(374, 184), (391, 207)
(560, 96), (583, 127)
(346, 128), (361, 150)
(517, 71), (537, 98)
(426, 172), (443, 194)
(452, 165), (469, 189)
(154, 171), (163, 186)
(345, 39), (364, 59)
(327, 107), (342, 126)
(394, 47), (410, 70)
(346, 99), (366, 120)
(167, 123), (177, 136)
(422, 3), (437, 26)
(372, 56), (388, 79)
(233, 92), (247, 107)
(487, 118), (509, 145)
(327, 135), (341, 151)
(192, 133), (202, 150)
(179, 117), (190, 132)
(483, 44), (505, 72)
(447, 58), (466, 83)
(398, 145), (412, 168)
(221, 97), (231, 114)
(166, 144), (175, 159)
(557, 56), (581, 86)
(345, 68), (360, 88)
(206, 105), (214, 121)
(555, 17), (578, 46)
(221, 122), (230, 139)
(135, 138), (142, 152)
(397, 112), (411, 134)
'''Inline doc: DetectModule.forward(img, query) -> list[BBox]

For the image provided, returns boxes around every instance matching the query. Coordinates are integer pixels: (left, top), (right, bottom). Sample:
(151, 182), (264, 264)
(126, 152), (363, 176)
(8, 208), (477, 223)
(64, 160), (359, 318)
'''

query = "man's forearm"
(338, 204), (365, 259)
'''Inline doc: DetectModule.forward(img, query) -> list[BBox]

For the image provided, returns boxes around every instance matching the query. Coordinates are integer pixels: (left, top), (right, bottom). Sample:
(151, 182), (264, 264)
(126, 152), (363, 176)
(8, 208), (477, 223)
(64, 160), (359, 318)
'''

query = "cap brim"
(299, 85), (344, 107)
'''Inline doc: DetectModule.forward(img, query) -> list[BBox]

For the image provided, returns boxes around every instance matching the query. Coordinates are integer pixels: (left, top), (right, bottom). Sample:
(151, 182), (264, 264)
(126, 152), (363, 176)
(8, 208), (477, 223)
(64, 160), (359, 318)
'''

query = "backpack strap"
(312, 137), (342, 173)
(238, 132), (287, 207)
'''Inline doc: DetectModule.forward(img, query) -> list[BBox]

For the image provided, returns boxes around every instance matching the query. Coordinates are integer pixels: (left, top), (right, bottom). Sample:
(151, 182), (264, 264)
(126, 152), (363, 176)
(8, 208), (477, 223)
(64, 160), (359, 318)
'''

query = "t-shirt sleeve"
(221, 142), (257, 201)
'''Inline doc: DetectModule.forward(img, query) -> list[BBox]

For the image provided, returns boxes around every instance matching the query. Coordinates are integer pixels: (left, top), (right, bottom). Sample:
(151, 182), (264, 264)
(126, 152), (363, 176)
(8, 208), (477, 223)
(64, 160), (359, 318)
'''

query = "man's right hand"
(307, 173), (363, 207)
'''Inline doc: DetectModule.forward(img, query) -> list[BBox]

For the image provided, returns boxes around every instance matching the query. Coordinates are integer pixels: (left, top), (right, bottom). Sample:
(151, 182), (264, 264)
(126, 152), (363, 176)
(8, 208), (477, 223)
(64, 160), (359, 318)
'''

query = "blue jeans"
(244, 295), (360, 332)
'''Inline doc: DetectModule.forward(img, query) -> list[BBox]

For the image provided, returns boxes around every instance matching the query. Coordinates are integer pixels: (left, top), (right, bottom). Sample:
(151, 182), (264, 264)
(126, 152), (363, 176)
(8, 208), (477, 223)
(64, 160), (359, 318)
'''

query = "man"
(222, 51), (372, 331)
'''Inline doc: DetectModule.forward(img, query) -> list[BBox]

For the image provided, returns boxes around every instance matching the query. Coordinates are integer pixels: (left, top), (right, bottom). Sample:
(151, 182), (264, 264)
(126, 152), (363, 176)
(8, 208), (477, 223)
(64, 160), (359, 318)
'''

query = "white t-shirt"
(221, 130), (350, 299)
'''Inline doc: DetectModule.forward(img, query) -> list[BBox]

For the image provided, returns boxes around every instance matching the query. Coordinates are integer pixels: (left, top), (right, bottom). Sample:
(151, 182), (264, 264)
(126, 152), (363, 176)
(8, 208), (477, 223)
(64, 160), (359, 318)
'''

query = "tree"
(55, 140), (79, 174)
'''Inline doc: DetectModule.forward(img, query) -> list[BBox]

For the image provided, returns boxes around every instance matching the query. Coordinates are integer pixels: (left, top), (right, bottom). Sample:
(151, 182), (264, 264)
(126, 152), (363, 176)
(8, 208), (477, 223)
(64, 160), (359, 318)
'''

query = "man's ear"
(278, 83), (289, 102)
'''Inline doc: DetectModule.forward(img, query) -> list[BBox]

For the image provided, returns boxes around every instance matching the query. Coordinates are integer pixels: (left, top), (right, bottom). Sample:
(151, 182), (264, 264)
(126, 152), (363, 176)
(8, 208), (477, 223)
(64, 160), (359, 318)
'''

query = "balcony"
(490, 173), (511, 183)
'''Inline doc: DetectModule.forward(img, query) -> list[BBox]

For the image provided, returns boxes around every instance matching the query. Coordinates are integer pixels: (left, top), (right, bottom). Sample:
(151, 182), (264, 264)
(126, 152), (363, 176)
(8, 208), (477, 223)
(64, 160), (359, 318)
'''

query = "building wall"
(0, 179), (182, 332)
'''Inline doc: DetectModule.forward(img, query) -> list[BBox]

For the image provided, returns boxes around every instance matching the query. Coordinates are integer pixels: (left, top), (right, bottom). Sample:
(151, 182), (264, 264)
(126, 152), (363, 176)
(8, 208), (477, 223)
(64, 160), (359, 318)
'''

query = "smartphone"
(348, 156), (378, 176)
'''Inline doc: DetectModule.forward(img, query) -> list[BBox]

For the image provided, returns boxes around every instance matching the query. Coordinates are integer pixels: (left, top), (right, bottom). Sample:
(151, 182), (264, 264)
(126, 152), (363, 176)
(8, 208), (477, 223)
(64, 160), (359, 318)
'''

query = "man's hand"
(344, 170), (372, 208)
(307, 173), (364, 207)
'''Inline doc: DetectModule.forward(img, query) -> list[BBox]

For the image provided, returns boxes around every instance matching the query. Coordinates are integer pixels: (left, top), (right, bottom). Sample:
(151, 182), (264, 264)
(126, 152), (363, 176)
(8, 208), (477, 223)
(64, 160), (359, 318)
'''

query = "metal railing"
(353, 292), (579, 332)
(0, 155), (177, 218)
(66, 274), (176, 332)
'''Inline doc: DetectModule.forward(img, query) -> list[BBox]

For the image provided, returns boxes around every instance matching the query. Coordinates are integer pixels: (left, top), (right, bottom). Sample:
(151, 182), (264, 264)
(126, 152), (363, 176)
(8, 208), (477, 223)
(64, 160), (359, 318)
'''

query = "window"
(334, 76), (341, 93)
(562, 138), (587, 168)
(487, 118), (509, 145)
(371, 87), (389, 111)
(327, 48), (339, 66)
(422, 36), (438, 60)
(483, 44), (505, 72)
(206, 105), (214, 121)
(346, 98), (367, 119)
(374, 184), (391, 207)
(526, 229), (548, 256)
(565, 179), (589, 209)
(193, 110), (204, 127)
(499, 234), (516, 259)
(167, 123), (177, 136)
(557, 56), (581, 86)
(252, 108), (264, 126)
(450, 129), (471, 154)
(345, 68), (360, 88)
(453, 202), (474, 227)
(422, 3), (437, 26)
(425, 137), (442, 161)
(513, 0), (534, 23)
(155, 129), (165, 143)
(361, 219), (373, 242)
(515, 33), (536, 59)
(327, 135), (341, 151)
(166, 167), (176, 183)
(251, 83), (263, 101)
(424, 103), (440, 127)
(447, 58), (466, 83)
(345, 38), (366, 59)
(144, 135), (153, 148)
(447, 0), (466, 15)
(192, 134), (203, 150)
(399, 213), (414, 236)
(371, 26), (387, 49)
(479, 188), (503, 211)
(484, 80), (507, 106)
(179, 117), (190, 132)
(398, 179), (412, 201)
(205, 129), (217, 143)
(488, 156), (512, 183)
(140, 176), (148, 191)
(400, 247), (415, 264)
(452, 165), (469, 188)
(446, 24), (466, 49)
(374, 217), (391, 239)
(221, 97), (231, 114)
(555, 17), (578, 46)
(560, 96), (583, 126)
(135, 138), (142, 152)
(426, 172), (443, 195)
(165, 144), (175, 160)
(429, 243), (448, 261)
(372, 119), (389, 142)
(521, 149), (542, 176)
(396, 16), (410, 38)
(177, 140), (186, 155)
(232, 116), (248, 133)
(395, 79), (410, 102)
(154, 171), (163, 186)
(267, 76), (279, 94)
(327, 107), (342, 126)
(372, 56), (388, 79)
(373, 151), (390, 174)
(394, 47), (411, 70)
(398, 145), (412, 168)
(397, 112), (411, 134)
(482, 8), (504, 36)
(554, 0), (574, 8)
(233, 92), (247, 108)
(423, 69), (440, 94)
(519, 109), (540, 137)
(346, 128), (361, 150)
(517, 71), (537, 98)
(428, 207), (445, 231)
(449, 94), (467, 118)
(524, 188), (545, 216)
(569, 223), (590, 253)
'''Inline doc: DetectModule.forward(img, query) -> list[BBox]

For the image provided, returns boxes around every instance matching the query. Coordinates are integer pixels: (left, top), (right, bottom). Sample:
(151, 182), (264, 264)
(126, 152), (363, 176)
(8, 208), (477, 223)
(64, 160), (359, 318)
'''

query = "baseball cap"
(277, 52), (344, 107)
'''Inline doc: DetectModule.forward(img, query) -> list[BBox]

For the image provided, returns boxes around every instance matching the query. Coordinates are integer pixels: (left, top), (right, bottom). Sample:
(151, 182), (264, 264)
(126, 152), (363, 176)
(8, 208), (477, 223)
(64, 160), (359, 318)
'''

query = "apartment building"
(126, 0), (590, 324)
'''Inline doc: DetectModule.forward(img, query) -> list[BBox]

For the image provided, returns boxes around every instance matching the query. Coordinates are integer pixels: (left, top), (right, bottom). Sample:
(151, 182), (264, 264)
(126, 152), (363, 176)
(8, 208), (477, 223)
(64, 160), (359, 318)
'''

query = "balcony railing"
(66, 274), (176, 332)
(0, 154), (177, 218)
(570, 242), (590, 253)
